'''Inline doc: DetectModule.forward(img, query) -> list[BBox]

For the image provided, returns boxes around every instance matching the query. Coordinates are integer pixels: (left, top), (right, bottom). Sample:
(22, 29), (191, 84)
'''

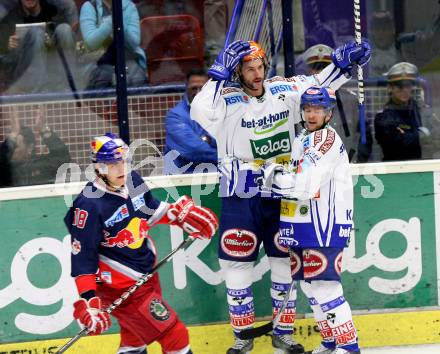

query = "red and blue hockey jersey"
(64, 171), (169, 293)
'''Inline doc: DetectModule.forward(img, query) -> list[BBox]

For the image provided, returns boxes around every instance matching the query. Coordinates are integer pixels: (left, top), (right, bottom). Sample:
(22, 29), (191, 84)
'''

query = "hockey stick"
(55, 236), (195, 354)
(354, 0), (366, 144)
(236, 250), (296, 340)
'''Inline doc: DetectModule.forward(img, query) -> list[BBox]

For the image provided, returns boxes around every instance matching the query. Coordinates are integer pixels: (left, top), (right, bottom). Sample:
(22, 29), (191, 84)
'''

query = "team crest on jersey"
(149, 299), (171, 321)
(104, 204), (129, 227)
(132, 194), (146, 211)
(303, 249), (328, 278)
(250, 131), (291, 160)
(71, 238), (81, 255)
(221, 229), (257, 257)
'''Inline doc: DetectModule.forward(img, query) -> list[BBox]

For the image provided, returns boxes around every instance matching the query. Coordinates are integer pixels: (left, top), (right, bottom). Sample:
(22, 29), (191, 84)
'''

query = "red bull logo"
(101, 218), (149, 249)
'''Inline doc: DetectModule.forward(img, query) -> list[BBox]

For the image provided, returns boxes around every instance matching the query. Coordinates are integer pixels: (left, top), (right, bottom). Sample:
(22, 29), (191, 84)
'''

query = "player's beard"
(241, 76), (264, 96)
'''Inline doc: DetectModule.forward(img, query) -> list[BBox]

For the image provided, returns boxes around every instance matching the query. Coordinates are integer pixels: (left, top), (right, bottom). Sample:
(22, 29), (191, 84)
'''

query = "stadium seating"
(140, 14), (204, 84)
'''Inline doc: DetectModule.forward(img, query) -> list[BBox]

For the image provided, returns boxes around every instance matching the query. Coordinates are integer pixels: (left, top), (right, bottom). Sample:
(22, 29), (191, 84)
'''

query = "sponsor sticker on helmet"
(221, 229), (257, 257)
(306, 88), (320, 95)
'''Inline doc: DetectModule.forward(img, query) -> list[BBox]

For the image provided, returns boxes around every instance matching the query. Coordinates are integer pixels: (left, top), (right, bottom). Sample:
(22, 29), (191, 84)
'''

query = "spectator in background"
(164, 68), (217, 174)
(368, 11), (402, 78)
(0, 106), (71, 187)
(80, 0), (147, 91)
(0, 0), (78, 93)
(301, 43), (373, 162)
(374, 62), (430, 161)
(204, 0), (228, 64)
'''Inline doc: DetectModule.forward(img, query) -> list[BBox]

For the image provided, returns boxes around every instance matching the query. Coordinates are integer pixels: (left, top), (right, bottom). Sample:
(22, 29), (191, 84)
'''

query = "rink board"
(1, 161), (440, 348)
(0, 310), (439, 353)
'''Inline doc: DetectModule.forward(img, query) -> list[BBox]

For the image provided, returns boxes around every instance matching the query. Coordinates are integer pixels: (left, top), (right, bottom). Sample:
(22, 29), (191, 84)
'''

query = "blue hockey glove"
(208, 40), (252, 81)
(331, 40), (371, 73)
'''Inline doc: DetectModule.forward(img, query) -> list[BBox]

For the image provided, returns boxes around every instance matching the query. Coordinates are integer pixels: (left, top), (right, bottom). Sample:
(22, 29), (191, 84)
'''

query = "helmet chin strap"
(95, 169), (125, 193)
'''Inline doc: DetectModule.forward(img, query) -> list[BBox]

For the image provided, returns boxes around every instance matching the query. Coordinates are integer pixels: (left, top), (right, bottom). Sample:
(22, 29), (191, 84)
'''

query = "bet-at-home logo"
(250, 131), (291, 160)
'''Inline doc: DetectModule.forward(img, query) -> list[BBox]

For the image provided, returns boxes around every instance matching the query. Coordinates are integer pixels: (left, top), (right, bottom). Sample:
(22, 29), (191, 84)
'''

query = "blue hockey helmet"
(91, 133), (128, 163)
(300, 86), (337, 111)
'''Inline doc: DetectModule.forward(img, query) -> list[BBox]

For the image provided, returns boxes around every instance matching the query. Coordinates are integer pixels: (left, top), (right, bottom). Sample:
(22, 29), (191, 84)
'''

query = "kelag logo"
(250, 131), (291, 159)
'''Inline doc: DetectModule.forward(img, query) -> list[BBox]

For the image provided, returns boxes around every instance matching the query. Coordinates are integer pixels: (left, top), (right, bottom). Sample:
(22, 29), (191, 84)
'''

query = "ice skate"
(272, 334), (305, 354)
(305, 343), (334, 354)
(226, 337), (254, 354)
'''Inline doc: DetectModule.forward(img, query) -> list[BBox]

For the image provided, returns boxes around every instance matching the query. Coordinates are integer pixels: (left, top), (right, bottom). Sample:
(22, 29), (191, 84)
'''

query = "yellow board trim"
(1, 311), (439, 353)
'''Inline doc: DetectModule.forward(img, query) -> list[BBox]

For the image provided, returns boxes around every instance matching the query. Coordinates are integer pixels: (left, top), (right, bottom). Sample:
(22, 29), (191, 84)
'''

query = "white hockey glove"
(258, 163), (297, 199)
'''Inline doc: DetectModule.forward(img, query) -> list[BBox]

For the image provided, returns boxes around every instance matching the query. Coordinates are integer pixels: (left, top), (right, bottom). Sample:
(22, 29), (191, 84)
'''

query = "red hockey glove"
(167, 195), (219, 239)
(73, 297), (111, 335)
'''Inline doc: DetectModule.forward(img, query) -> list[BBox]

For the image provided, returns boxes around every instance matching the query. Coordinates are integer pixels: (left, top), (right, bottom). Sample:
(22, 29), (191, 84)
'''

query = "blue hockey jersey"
(64, 171), (169, 290)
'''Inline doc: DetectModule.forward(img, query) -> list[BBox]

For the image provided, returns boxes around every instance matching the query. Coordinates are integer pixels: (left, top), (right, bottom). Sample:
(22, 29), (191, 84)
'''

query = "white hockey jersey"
(275, 127), (354, 248)
(190, 63), (350, 197)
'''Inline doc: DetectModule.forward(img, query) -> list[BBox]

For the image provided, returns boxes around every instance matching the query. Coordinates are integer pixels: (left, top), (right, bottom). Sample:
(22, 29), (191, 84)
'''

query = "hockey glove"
(257, 163), (297, 198)
(73, 297), (111, 335)
(208, 40), (252, 81)
(331, 40), (371, 73)
(168, 195), (219, 239)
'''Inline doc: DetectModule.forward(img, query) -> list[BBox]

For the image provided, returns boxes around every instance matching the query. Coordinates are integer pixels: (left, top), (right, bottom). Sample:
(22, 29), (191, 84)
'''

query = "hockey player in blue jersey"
(191, 39), (369, 354)
(64, 133), (218, 354)
(260, 87), (360, 354)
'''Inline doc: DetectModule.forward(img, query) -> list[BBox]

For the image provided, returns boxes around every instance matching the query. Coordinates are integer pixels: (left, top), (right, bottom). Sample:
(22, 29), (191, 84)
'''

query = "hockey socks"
(311, 281), (359, 352)
(302, 281), (335, 349)
(227, 287), (256, 333)
(271, 281), (296, 335)
(309, 297), (335, 349)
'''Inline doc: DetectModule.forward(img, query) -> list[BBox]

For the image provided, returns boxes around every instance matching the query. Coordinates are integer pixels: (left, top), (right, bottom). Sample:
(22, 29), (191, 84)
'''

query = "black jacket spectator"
(374, 99), (422, 161)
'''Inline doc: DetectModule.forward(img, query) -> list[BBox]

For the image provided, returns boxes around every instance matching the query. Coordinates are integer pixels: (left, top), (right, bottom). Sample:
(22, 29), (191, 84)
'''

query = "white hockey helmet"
(384, 62), (418, 83)
(303, 44), (333, 67)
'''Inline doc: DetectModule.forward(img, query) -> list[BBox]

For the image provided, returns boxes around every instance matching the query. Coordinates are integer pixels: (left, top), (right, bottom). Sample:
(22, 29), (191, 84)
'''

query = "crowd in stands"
(0, 1), (439, 188)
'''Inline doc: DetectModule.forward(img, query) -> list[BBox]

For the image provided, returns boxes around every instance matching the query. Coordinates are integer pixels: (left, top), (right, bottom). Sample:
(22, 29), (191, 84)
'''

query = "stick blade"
(235, 321), (273, 340)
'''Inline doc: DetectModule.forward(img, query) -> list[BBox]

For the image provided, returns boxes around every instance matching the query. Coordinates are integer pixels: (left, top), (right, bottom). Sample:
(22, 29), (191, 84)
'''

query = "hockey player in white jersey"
(191, 40), (369, 354)
(260, 87), (360, 354)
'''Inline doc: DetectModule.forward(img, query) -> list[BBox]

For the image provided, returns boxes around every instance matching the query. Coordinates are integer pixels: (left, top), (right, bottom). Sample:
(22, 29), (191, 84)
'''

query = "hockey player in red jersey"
(64, 133), (218, 354)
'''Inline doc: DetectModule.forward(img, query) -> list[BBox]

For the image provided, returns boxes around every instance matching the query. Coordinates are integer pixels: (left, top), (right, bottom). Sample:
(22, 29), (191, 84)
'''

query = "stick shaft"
(354, 0), (367, 144)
